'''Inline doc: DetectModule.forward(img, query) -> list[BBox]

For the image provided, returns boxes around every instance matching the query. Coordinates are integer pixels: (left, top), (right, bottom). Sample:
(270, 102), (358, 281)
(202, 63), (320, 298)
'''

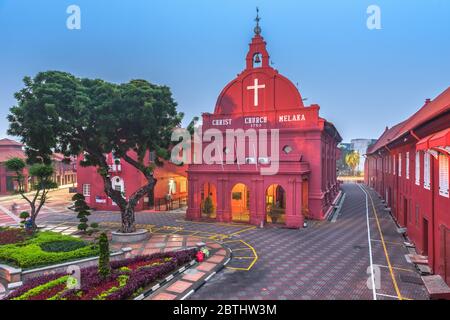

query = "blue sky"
(0, 0), (449, 142)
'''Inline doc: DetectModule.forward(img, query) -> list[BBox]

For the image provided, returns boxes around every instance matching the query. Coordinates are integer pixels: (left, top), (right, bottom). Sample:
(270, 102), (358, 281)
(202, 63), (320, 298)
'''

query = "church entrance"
(266, 184), (286, 224)
(201, 182), (217, 219)
(231, 183), (250, 222)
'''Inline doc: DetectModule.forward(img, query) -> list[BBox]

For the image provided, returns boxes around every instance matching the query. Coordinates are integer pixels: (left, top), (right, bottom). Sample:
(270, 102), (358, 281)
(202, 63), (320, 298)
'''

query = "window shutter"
(424, 152), (431, 190)
(439, 155), (449, 197)
(415, 151), (420, 186)
(399, 153), (402, 177)
(393, 155), (396, 175)
(406, 152), (410, 179)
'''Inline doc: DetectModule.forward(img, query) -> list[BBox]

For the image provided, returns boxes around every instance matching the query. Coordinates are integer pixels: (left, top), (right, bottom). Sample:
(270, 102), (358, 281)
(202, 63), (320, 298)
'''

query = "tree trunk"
(121, 206), (136, 233)
(120, 175), (157, 233)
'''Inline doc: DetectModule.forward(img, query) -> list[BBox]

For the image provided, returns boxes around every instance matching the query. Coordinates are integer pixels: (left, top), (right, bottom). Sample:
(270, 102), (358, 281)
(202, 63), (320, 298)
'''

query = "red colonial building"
(0, 138), (28, 195)
(365, 87), (450, 285)
(186, 20), (342, 228)
(77, 152), (187, 211)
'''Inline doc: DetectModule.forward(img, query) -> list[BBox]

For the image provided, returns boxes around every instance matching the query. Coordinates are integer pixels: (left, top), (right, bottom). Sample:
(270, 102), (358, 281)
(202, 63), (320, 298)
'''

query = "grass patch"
(0, 231), (99, 269)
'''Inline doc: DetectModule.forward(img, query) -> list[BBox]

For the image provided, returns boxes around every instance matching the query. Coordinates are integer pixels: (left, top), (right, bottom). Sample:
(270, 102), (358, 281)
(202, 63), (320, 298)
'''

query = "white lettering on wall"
(278, 114), (306, 122)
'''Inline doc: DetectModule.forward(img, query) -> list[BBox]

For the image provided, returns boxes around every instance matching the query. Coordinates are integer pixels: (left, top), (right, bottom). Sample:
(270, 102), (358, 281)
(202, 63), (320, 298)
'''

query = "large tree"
(8, 71), (183, 233)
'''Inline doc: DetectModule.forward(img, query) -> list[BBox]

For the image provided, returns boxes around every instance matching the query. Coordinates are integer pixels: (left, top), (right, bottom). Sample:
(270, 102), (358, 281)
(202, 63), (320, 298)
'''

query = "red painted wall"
(76, 152), (187, 211)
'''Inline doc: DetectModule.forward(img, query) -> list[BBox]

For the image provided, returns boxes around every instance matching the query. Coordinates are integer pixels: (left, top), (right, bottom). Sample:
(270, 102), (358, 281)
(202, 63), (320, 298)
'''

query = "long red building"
(365, 87), (450, 285)
(186, 20), (342, 228)
(77, 152), (187, 211)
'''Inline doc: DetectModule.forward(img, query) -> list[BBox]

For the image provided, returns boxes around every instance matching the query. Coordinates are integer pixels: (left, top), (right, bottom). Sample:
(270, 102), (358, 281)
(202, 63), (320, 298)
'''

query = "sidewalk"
(0, 184), (75, 203)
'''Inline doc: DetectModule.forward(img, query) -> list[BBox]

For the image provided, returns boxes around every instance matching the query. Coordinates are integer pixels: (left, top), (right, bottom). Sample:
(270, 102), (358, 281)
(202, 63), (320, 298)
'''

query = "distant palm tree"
(345, 151), (360, 176)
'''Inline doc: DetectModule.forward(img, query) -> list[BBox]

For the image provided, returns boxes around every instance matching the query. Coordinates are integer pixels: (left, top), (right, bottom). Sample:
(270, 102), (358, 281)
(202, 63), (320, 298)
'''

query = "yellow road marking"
(377, 264), (415, 273)
(175, 219), (248, 227)
(364, 185), (403, 300)
(229, 225), (256, 237)
(231, 248), (253, 252)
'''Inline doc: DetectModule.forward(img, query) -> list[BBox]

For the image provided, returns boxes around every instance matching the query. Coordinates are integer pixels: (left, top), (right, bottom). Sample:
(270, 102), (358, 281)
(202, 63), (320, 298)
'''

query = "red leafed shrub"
(5, 248), (198, 300)
(0, 228), (29, 245)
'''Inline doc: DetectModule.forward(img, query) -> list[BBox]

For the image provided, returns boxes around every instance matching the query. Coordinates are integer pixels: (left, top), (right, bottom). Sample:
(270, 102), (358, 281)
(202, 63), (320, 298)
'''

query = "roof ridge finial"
(254, 7), (261, 35)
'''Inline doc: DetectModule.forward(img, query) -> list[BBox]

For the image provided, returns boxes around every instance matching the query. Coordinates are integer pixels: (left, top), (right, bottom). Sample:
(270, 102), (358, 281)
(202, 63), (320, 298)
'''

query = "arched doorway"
(231, 183), (250, 222)
(266, 184), (286, 224)
(201, 182), (217, 219)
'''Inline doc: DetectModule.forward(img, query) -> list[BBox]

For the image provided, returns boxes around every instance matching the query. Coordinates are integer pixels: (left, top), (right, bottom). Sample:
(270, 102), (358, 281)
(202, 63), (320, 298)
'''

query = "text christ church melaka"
(186, 17), (342, 228)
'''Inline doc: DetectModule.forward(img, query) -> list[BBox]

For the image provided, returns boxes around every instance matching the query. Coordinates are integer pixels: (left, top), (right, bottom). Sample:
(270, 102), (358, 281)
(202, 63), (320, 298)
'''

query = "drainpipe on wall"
(431, 155), (436, 273)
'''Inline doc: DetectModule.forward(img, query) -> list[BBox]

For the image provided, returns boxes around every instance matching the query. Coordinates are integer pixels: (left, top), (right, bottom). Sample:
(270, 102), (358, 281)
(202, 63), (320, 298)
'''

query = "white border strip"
(358, 184), (377, 300)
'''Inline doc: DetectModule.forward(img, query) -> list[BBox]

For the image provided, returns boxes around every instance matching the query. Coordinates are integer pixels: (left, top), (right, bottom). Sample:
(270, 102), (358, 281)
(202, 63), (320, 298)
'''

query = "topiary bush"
(202, 196), (215, 216)
(72, 193), (91, 233)
(98, 232), (110, 279)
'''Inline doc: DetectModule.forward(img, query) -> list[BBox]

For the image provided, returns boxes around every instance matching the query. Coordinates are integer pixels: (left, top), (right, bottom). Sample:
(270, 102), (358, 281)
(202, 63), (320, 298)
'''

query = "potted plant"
(268, 203), (283, 224)
(202, 196), (215, 217)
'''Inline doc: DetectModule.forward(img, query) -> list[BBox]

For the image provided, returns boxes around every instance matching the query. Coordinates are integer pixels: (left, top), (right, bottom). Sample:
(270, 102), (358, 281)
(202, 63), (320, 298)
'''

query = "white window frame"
(415, 151), (420, 186)
(406, 152), (410, 180)
(424, 152), (431, 190)
(399, 153), (402, 177)
(439, 154), (449, 198)
(82, 184), (91, 197)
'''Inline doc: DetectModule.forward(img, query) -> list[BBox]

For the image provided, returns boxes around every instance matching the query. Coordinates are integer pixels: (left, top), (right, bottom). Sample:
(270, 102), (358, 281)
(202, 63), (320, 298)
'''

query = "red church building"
(186, 18), (342, 228)
(365, 87), (450, 285)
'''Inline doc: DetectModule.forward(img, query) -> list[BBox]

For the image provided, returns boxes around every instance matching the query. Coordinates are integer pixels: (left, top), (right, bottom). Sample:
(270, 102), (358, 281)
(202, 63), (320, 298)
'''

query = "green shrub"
(40, 240), (87, 253)
(202, 196), (215, 216)
(0, 231), (98, 269)
(19, 211), (30, 220)
(98, 232), (110, 279)
(90, 222), (99, 229)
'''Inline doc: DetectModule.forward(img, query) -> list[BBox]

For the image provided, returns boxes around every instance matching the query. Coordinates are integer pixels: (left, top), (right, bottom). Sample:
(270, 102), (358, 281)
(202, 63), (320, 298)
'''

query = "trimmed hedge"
(40, 240), (87, 253)
(0, 231), (98, 269)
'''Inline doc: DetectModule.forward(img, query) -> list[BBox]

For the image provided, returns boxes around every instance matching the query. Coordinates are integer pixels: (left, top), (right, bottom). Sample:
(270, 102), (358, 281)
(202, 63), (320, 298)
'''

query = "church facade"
(186, 21), (342, 228)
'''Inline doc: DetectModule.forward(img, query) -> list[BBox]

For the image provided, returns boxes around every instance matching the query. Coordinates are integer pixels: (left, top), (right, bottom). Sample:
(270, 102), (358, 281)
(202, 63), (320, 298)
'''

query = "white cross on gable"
(247, 78), (266, 107)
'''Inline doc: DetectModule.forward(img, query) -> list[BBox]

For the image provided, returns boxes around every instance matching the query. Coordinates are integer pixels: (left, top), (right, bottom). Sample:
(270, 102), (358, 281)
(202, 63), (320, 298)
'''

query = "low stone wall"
(0, 248), (132, 289)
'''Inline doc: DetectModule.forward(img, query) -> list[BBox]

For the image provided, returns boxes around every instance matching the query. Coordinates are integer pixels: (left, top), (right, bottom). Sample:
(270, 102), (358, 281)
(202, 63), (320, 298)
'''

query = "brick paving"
(4, 183), (430, 300)
(0, 209), (16, 226)
(190, 184), (429, 300)
(145, 242), (229, 300)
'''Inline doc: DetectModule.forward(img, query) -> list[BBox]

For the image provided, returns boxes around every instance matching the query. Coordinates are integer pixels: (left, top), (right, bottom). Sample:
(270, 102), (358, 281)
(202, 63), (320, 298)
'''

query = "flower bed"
(4, 249), (197, 300)
(0, 231), (98, 269)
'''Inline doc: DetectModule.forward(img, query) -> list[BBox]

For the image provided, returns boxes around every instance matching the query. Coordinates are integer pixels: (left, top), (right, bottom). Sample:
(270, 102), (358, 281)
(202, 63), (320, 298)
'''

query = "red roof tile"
(0, 150), (26, 162)
(0, 138), (22, 147)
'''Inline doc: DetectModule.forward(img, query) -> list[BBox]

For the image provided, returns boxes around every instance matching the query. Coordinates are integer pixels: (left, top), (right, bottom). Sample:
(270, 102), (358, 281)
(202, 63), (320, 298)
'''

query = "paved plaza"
(0, 184), (429, 300)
